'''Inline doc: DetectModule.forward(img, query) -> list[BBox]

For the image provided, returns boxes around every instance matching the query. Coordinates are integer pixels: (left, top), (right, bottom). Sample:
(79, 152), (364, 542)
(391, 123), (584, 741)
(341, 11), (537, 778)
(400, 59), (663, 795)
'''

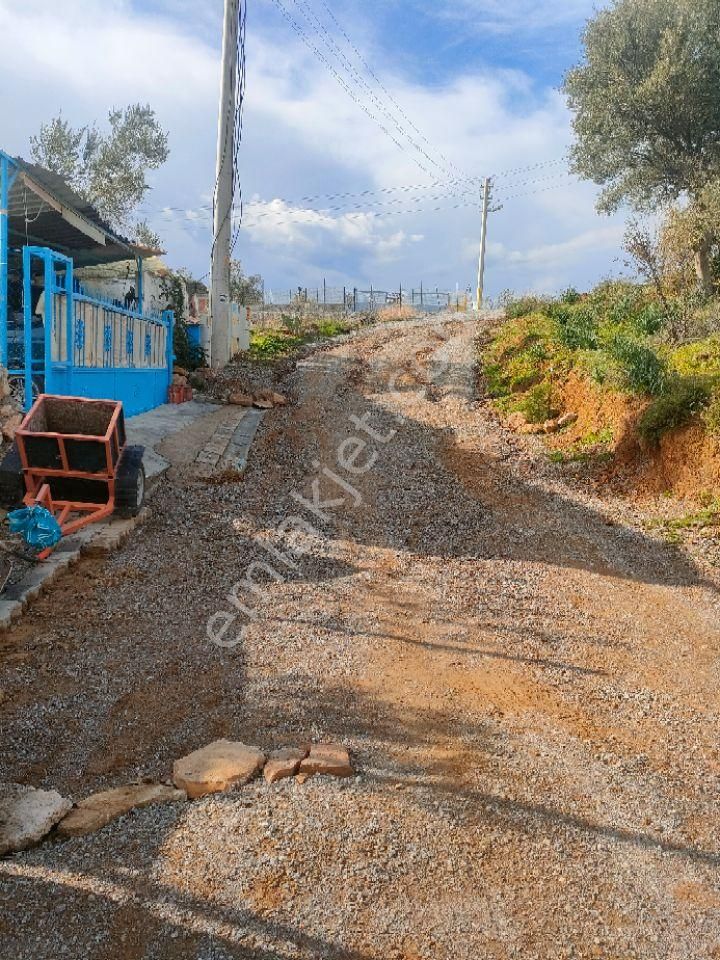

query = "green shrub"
(550, 303), (599, 350)
(606, 335), (667, 395)
(638, 377), (712, 446)
(671, 336), (720, 379)
(560, 287), (581, 304)
(248, 329), (303, 360)
(515, 382), (557, 423)
(504, 296), (545, 320)
(312, 318), (353, 338)
(574, 348), (618, 386)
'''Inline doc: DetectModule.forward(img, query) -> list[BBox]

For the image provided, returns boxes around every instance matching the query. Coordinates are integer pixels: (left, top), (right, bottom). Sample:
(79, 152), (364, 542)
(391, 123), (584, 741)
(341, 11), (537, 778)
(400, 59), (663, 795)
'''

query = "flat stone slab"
(173, 740), (266, 799)
(0, 783), (72, 854)
(58, 783), (186, 837)
(298, 743), (354, 780)
(264, 747), (308, 784)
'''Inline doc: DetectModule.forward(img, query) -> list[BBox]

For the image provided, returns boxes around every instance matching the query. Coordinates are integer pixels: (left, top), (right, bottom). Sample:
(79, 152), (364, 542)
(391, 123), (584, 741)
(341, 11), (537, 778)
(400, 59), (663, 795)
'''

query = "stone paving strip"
(194, 408), (266, 473)
(0, 740), (353, 853)
(0, 400), (265, 629)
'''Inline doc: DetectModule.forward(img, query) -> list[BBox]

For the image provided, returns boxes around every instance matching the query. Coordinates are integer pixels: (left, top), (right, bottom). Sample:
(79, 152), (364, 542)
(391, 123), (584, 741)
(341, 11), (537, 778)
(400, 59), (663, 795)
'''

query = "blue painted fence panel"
(20, 246), (174, 416)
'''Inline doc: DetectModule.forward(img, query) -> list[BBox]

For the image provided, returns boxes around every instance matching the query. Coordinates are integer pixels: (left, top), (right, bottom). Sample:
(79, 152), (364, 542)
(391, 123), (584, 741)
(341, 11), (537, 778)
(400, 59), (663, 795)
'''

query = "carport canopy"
(2, 151), (161, 266)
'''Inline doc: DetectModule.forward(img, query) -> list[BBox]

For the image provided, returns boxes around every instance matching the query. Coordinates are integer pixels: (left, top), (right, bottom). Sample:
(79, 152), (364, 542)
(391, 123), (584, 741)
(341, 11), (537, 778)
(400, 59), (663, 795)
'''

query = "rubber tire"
(114, 445), (146, 519)
(0, 443), (26, 508)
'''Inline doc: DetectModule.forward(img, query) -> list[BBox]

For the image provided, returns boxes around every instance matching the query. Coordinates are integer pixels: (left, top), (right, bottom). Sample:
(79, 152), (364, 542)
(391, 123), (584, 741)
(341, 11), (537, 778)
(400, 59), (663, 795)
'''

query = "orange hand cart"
(14, 395), (145, 559)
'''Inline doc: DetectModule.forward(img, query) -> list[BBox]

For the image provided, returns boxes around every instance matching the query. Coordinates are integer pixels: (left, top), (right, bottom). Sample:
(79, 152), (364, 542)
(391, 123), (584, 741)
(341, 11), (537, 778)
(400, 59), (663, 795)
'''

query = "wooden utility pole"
(475, 177), (491, 312)
(210, 0), (240, 368)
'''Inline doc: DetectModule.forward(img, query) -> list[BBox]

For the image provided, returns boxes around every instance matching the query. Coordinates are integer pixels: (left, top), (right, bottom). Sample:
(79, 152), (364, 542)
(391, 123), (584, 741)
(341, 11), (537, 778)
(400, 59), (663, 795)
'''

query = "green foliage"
(549, 303), (599, 350)
(638, 377), (712, 446)
(670, 337), (720, 379)
(564, 0), (720, 214)
(247, 317), (354, 362)
(515, 383), (557, 424)
(30, 105), (169, 232)
(504, 296), (546, 320)
(248, 330), (304, 361)
(605, 334), (667, 396)
(549, 429), (615, 466)
(488, 276), (720, 453)
(560, 287), (581, 304)
(646, 500), (720, 541)
(159, 272), (205, 371)
(134, 219), (162, 249)
(312, 318), (353, 338)
(229, 260), (263, 305)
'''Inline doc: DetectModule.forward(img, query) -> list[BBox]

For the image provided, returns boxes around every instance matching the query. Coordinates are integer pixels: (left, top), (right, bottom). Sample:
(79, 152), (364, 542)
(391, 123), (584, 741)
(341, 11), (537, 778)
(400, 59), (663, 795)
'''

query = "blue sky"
(0, 0), (629, 300)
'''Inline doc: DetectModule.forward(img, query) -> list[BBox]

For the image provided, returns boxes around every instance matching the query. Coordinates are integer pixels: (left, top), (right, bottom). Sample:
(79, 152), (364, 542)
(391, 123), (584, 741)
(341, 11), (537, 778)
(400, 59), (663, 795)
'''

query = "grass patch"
(248, 330), (305, 361)
(248, 318), (355, 361)
(646, 500), (720, 542)
(548, 428), (614, 465)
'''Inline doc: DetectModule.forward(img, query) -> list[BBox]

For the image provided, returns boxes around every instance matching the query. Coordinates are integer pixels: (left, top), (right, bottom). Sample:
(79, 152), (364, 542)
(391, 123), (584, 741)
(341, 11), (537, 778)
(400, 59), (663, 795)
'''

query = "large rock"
(173, 740), (266, 799)
(298, 743), (354, 780)
(556, 412), (578, 430)
(228, 392), (254, 407)
(58, 783), (186, 837)
(264, 747), (308, 784)
(0, 783), (72, 854)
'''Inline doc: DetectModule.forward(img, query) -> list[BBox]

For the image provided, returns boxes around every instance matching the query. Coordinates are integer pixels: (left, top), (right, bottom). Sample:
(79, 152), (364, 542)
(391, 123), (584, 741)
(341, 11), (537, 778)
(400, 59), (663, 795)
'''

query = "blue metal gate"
(20, 246), (174, 416)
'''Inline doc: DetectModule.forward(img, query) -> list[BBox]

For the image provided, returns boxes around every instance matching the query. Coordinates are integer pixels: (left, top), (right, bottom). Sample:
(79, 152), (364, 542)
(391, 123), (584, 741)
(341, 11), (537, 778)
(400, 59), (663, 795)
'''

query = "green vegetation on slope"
(487, 283), (720, 446)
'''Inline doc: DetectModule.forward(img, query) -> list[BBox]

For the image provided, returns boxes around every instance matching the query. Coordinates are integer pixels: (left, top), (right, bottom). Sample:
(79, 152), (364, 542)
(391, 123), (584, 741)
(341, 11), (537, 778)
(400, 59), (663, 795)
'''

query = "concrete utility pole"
(475, 176), (491, 312)
(210, 0), (240, 368)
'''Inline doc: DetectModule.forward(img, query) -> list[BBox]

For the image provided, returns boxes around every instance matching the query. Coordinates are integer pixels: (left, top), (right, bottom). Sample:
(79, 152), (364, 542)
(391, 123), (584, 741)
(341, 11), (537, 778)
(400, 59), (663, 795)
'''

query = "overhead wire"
(288, 0), (460, 181)
(315, 0), (470, 181)
(267, 0), (438, 176)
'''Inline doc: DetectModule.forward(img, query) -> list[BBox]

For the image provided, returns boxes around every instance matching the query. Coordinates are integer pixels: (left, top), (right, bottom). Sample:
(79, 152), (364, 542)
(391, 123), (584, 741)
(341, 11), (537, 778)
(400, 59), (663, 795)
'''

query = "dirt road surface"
(1, 316), (719, 959)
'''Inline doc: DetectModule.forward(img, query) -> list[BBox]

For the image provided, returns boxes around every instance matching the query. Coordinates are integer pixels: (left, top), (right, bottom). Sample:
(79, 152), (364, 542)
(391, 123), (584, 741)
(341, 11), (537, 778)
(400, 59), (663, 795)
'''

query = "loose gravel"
(0, 315), (719, 960)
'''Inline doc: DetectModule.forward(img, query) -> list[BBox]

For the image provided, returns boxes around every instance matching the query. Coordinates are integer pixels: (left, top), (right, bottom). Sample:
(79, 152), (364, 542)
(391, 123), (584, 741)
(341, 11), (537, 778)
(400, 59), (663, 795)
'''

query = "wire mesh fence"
(245, 284), (471, 328)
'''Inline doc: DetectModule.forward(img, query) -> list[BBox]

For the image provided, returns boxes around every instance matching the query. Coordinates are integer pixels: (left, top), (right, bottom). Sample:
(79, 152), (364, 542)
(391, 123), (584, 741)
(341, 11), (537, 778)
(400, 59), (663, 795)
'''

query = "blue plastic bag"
(8, 505), (63, 550)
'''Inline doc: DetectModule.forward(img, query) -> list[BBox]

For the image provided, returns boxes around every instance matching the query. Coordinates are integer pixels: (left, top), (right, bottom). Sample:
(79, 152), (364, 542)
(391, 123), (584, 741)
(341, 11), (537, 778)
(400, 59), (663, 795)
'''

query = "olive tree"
(564, 0), (720, 292)
(30, 104), (169, 238)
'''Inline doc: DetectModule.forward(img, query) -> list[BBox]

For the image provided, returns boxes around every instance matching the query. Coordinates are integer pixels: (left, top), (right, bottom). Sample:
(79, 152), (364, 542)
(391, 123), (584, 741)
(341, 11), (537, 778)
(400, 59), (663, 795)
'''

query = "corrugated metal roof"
(5, 153), (163, 266)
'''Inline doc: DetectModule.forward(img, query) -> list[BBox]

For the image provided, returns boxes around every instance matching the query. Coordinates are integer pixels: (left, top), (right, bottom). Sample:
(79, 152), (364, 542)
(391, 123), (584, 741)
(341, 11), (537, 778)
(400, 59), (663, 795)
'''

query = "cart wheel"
(115, 445), (146, 518)
(0, 443), (26, 508)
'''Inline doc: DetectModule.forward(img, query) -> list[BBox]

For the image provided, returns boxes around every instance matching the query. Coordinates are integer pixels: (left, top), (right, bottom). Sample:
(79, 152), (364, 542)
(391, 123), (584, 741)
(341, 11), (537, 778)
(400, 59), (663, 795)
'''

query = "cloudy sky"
(0, 0), (629, 300)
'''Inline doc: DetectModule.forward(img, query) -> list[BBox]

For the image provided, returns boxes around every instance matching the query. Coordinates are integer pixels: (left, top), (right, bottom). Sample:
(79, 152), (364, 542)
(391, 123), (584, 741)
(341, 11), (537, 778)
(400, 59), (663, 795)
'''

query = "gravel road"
(1, 315), (719, 960)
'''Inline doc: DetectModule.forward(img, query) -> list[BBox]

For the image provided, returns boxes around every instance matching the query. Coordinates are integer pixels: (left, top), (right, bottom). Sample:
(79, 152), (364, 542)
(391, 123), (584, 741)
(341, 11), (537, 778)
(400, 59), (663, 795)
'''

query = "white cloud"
(434, 0), (598, 34)
(0, 0), (627, 295)
(504, 224), (626, 267)
(242, 200), (424, 262)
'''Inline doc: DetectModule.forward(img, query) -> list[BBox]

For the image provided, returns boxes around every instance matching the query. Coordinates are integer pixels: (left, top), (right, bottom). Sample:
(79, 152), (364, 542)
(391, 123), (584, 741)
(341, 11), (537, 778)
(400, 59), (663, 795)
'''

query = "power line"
(288, 0), (459, 181)
(316, 0), (470, 181)
(267, 0), (437, 176)
(492, 158), (566, 179)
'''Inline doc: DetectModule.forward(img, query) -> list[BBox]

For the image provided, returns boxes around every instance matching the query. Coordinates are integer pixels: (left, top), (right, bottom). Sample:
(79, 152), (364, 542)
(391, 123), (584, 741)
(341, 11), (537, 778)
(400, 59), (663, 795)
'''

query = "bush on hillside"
(638, 377), (712, 446)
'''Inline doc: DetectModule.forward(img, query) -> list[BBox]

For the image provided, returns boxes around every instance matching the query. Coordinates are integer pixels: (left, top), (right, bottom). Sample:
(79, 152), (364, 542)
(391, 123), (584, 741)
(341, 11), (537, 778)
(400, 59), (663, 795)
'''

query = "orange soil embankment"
(545, 371), (720, 499)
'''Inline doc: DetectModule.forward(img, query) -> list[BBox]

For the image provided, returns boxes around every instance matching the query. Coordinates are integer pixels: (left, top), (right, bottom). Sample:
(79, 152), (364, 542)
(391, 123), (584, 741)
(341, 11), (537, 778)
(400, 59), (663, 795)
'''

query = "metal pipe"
(0, 154), (9, 367)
